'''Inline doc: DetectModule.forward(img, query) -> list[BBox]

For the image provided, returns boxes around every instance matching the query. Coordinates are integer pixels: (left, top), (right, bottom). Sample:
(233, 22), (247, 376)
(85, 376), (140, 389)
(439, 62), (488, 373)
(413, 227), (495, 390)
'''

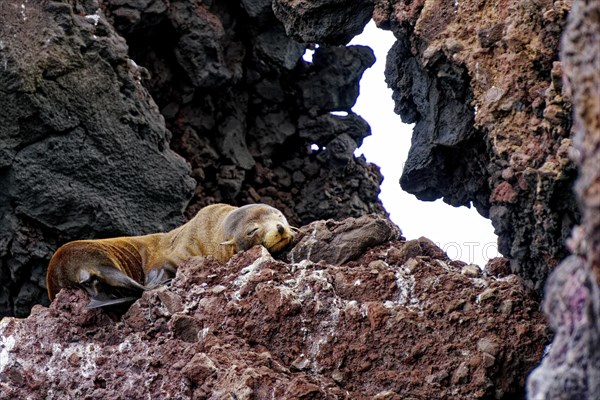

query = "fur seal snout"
(46, 203), (296, 308)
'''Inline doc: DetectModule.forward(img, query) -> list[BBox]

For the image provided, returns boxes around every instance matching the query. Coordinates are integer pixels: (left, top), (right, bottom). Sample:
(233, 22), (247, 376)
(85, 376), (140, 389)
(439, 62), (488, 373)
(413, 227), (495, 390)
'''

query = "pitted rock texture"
(0, 1), (195, 317)
(527, 0), (600, 398)
(526, 255), (597, 399)
(0, 216), (548, 399)
(373, 0), (579, 290)
(100, 0), (386, 226)
(288, 214), (402, 265)
(561, 0), (600, 279)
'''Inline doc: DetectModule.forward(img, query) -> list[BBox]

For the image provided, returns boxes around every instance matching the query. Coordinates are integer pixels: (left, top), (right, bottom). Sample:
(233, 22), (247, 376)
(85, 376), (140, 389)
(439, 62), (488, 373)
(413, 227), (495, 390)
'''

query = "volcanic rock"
(272, 0), (374, 45)
(288, 213), (402, 265)
(269, 0), (580, 289)
(372, 0), (579, 290)
(2, 0), (596, 397)
(0, 0), (387, 317)
(101, 0), (385, 227)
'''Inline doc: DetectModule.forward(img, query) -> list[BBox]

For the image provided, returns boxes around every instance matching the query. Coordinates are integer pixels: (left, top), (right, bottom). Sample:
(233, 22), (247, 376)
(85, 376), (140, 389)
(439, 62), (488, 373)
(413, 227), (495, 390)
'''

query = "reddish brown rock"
(3, 1), (593, 397)
(484, 258), (512, 279)
(265, 0), (579, 292)
(1, 216), (548, 399)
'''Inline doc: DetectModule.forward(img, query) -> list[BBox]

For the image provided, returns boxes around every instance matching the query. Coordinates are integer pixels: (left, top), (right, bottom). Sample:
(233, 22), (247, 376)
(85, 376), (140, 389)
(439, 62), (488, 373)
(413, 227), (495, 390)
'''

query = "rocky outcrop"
(272, 0), (374, 44)
(1, 0), (578, 318)
(4, 0), (597, 396)
(527, 0), (600, 398)
(0, 1), (195, 317)
(376, 0), (579, 290)
(0, 215), (548, 399)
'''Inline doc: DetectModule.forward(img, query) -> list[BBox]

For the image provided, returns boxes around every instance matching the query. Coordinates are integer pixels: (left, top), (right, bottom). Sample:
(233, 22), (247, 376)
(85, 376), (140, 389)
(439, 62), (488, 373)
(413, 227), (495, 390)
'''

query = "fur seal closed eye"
(46, 203), (296, 308)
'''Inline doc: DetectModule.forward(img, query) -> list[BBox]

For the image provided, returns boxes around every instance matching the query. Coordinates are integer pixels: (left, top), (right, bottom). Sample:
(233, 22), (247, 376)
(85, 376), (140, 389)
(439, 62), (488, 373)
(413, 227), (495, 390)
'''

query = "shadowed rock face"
(272, 0), (375, 45)
(102, 0), (385, 226)
(385, 35), (490, 215)
(0, 215), (548, 399)
(0, 1), (195, 317)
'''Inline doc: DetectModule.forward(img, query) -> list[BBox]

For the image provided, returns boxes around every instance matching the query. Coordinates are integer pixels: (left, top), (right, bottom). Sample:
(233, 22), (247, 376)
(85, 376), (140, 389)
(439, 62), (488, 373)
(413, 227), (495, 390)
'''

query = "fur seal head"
(220, 204), (296, 254)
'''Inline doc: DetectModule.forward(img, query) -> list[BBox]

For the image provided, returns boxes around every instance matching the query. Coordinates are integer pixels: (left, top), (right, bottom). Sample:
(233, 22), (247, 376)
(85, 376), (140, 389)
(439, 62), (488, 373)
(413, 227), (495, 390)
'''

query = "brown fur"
(46, 203), (295, 306)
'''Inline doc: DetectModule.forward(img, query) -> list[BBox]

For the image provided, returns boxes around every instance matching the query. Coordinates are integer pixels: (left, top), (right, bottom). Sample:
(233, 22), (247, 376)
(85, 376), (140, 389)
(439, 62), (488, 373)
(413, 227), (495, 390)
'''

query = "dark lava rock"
(101, 0), (386, 226)
(288, 214), (402, 265)
(0, 0), (195, 317)
(272, 0), (374, 45)
(0, 215), (548, 399)
(0, 0), (388, 317)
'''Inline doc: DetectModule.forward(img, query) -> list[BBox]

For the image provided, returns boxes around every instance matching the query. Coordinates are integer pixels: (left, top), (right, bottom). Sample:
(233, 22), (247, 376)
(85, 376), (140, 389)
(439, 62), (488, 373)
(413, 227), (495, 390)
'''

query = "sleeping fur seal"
(46, 203), (296, 308)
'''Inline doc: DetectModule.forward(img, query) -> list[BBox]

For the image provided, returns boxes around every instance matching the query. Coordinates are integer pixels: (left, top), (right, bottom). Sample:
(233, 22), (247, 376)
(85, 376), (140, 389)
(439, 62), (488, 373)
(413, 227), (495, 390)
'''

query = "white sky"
(348, 22), (499, 267)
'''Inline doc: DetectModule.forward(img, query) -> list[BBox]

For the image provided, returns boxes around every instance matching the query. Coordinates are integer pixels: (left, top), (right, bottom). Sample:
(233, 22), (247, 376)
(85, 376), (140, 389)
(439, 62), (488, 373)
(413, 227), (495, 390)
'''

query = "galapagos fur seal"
(46, 203), (296, 308)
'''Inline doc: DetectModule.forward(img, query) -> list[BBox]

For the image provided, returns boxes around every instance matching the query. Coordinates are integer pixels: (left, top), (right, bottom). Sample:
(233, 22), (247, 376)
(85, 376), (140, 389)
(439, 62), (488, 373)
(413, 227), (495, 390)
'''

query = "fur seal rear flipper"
(80, 265), (147, 309)
(83, 265), (176, 309)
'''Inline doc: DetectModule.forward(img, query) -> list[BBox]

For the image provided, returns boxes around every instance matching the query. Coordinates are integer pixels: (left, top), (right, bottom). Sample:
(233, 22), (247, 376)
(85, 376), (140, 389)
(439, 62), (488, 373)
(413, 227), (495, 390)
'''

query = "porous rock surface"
(376, 0), (579, 290)
(0, 215), (548, 399)
(100, 0), (385, 225)
(1, 0), (580, 318)
(527, 0), (600, 398)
